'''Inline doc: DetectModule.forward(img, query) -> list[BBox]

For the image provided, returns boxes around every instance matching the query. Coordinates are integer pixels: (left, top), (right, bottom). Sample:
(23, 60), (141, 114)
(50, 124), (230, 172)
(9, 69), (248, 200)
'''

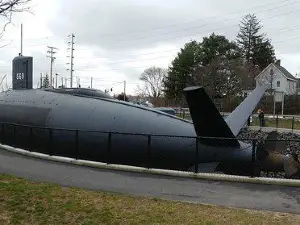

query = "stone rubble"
(237, 128), (300, 179)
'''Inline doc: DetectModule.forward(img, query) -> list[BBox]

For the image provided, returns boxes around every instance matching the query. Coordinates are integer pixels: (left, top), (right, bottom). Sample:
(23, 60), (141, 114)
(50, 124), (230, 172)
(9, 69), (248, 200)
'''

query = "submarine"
(0, 54), (299, 178)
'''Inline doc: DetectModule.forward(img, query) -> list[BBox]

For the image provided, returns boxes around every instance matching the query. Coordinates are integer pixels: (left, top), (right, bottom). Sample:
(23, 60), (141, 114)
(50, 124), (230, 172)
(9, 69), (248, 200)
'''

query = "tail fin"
(225, 85), (268, 136)
(183, 86), (240, 147)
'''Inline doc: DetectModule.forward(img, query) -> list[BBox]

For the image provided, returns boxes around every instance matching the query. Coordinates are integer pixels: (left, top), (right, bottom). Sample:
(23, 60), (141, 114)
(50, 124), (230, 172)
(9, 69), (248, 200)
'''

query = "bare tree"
(139, 66), (166, 98)
(135, 84), (148, 99)
(0, 0), (32, 46)
(256, 66), (276, 95)
(237, 60), (261, 90)
(255, 65), (278, 115)
(193, 56), (244, 98)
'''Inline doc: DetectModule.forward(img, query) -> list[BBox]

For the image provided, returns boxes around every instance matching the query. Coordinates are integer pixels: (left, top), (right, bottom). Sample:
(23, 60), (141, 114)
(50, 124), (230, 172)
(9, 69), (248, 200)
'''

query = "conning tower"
(12, 54), (33, 90)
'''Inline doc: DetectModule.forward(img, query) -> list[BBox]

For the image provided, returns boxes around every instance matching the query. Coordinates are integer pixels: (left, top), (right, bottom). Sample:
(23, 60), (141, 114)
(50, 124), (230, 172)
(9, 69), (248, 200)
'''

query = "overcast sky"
(1, 0), (300, 95)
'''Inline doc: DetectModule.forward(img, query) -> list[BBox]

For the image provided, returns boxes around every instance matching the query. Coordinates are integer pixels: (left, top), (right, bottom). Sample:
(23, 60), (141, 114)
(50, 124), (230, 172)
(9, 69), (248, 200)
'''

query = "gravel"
(237, 128), (300, 179)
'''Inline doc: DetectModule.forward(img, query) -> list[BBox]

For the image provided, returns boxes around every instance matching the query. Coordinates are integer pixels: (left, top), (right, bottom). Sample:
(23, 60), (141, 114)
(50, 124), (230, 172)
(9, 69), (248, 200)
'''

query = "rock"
(237, 128), (300, 179)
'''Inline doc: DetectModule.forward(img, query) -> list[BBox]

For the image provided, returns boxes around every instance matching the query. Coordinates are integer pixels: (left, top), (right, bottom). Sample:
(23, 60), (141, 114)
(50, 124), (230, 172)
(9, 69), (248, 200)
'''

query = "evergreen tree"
(236, 14), (276, 70)
(163, 40), (203, 100)
(252, 39), (276, 70)
(201, 33), (241, 66)
(43, 73), (49, 88)
(116, 93), (129, 101)
(163, 34), (242, 100)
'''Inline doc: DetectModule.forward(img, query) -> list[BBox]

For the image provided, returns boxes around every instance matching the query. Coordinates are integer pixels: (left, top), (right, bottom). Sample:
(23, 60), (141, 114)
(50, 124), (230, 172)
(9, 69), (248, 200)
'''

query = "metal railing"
(177, 112), (300, 133)
(0, 122), (299, 179)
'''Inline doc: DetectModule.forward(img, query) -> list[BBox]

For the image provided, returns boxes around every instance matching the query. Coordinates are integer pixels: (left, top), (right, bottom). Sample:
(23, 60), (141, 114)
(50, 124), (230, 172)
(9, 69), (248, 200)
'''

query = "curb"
(1, 143), (300, 187)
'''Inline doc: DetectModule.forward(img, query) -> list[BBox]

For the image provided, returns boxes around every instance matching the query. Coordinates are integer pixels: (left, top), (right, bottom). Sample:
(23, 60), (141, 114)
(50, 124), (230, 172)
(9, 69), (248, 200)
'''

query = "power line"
(2, 31), (300, 77)
(1, 6), (300, 76)
(0, 0), (295, 44)
(70, 5), (300, 51)
(11, 21), (294, 69)
(3, 14), (300, 61)
(69, 27), (300, 68)
(74, 22), (299, 65)
(82, 0), (295, 38)
(6, 9), (297, 61)
(1, 1), (299, 52)
(74, 33), (300, 73)
(110, 9), (300, 49)
(105, 1), (300, 43)
(71, 76), (140, 85)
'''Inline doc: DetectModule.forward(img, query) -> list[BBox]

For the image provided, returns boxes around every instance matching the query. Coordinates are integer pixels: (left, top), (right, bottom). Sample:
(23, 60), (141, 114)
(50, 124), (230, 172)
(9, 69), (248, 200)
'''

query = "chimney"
(275, 59), (281, 66)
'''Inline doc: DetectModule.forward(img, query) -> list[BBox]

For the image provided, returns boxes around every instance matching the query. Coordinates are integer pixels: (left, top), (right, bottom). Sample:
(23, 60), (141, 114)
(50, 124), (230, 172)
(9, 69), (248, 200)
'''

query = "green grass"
(1, 174), (300, 225)
(251, 118), (300, 130)
(176, 114), (300, 130)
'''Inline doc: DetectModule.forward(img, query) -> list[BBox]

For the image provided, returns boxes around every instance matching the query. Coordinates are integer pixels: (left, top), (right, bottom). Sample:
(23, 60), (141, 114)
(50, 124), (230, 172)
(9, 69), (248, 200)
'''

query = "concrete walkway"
(0, 148), (300, 214)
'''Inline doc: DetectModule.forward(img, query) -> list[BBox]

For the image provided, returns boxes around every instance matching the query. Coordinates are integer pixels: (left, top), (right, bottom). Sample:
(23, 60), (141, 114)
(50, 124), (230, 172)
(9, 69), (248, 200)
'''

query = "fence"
(0, 122), (299, 179)
(176, 110), (300, 133)
(252, 114), (300, 132)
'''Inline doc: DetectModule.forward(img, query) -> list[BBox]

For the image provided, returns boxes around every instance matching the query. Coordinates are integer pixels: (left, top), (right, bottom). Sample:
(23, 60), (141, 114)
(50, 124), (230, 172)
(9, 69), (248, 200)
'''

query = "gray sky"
(1, 0), (300, 94)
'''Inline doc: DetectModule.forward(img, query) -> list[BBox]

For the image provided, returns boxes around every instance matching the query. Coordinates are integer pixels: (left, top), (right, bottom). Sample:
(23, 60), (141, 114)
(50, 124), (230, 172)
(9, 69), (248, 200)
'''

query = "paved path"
(0, 148), (300, 214)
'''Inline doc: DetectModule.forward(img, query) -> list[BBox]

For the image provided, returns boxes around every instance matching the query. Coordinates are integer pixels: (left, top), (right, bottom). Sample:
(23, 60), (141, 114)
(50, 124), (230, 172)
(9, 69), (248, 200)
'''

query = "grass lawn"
(1, 174), (300, 225)
(176, 114), (300, 130)
(251, 117), (300, 130)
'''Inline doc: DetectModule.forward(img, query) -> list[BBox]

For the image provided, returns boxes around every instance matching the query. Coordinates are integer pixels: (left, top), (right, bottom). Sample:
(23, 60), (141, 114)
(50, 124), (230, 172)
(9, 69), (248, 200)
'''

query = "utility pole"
(77, 77), (80, 88)
(46, 46), (58, 87)
(91, 77), (93, 89)
(55, 73), (58, 88)
(123, 80), (126, 101)
(61, 77), (63, 88)
(67, 33), (75, 88)
(40, 73), (42, 88)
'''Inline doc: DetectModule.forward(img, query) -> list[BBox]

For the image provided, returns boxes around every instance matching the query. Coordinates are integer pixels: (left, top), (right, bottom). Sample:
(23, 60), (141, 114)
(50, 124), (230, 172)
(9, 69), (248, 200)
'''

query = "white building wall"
(255, 64), (297, 95)
(272, 75), (286, 93)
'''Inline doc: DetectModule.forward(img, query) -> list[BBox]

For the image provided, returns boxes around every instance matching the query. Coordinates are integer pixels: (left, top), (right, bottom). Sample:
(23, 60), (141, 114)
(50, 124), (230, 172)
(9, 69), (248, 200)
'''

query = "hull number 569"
(16, 73), (25, 80)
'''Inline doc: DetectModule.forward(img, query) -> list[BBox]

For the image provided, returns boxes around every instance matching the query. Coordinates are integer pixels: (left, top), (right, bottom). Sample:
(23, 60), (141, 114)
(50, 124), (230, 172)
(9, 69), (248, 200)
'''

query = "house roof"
(255, 62), (298, 82)
(273, 63), (297, 81)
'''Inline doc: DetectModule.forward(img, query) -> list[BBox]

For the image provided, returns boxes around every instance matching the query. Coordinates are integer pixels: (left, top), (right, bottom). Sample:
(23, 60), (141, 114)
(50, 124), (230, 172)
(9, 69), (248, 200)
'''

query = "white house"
(255, 60), (298, 95)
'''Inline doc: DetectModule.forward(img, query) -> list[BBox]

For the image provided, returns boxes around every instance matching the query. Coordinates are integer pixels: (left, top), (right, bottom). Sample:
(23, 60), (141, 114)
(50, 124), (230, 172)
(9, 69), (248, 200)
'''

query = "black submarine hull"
(1, 55), (298, 178)
(0, 88), (253, 172)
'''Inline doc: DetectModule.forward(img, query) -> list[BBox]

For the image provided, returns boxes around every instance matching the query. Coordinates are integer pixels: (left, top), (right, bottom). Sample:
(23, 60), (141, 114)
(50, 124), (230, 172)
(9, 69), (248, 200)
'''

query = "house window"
(277, 81), (280, 87)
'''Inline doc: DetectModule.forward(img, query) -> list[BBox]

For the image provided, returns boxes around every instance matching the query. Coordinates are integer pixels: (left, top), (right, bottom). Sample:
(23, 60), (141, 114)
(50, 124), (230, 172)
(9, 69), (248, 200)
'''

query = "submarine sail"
(12, 55), (33, 90)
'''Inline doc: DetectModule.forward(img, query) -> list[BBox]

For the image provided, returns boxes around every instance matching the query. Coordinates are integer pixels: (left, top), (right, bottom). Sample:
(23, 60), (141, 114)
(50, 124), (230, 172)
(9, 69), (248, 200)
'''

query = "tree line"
(137, 14), (276, 102)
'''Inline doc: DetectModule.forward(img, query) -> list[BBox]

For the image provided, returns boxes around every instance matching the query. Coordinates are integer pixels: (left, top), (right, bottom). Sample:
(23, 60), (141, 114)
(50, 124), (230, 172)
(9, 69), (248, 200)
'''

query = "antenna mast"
(20, 23), (23, 56)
